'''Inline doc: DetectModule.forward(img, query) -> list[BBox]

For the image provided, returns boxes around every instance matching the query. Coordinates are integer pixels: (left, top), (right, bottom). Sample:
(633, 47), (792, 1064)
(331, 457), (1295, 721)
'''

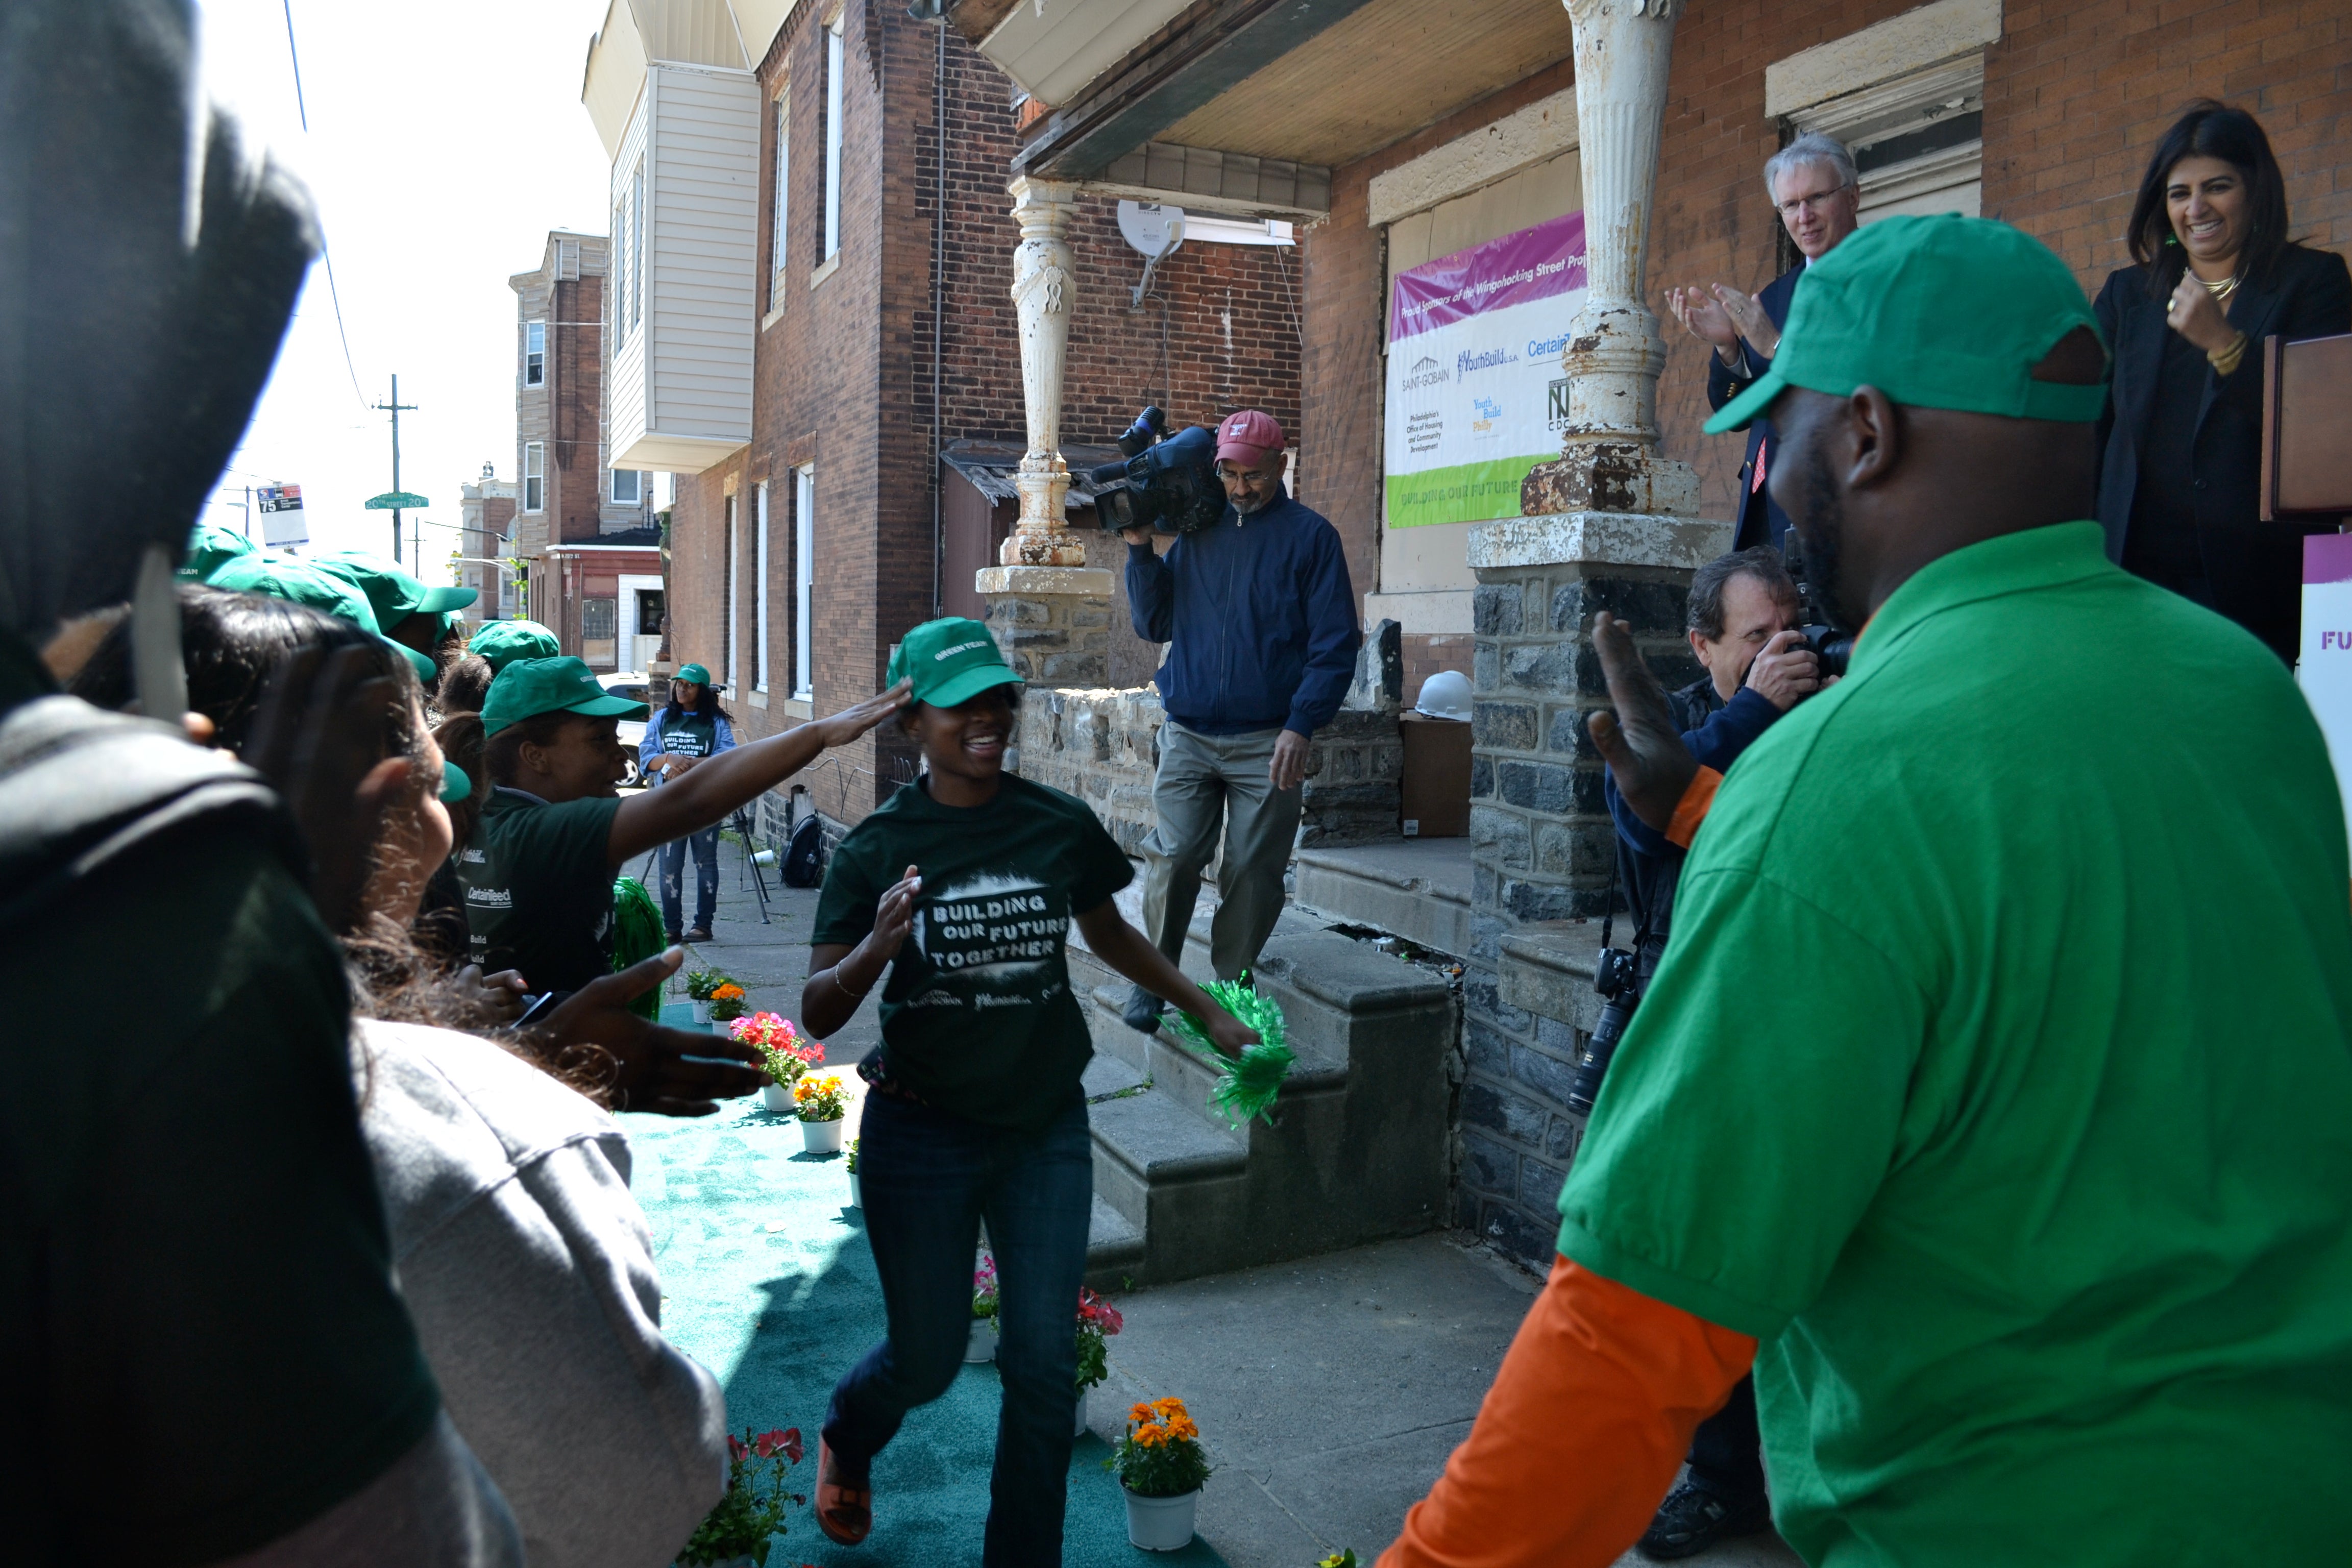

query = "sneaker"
(1637, 1480), (1769, 1560)
(681, 927), (714, 943)
(1121, 986), (1163, 1035)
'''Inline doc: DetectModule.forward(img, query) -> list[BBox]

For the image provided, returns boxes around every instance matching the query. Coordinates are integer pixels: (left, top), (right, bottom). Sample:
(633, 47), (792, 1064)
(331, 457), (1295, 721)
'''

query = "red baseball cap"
(1214, 409), (1285, 466)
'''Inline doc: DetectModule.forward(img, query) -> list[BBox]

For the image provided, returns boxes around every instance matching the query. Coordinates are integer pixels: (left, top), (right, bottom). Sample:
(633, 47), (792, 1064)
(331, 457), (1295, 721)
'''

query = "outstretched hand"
(1585, 612), (1700, 834)
(812, 679), (913, 747)
(528, 946), (766, 1116)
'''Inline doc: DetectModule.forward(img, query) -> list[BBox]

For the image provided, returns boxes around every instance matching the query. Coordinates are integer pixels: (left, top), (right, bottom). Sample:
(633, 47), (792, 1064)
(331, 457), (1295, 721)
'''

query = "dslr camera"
(1782, 531), (1856, 679)
(1083, 406), (1224, 536)
(1565, 946), (1639, 1124)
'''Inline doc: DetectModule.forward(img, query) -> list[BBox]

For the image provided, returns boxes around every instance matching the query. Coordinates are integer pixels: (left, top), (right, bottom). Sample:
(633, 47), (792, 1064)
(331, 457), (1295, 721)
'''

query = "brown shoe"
(681, 927), (714, 943)
(815, 1437), (872, 1546)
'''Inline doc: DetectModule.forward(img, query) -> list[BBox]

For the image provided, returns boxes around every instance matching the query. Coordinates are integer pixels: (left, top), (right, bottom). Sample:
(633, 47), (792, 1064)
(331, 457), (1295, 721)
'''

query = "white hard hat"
(1415, 669), (1472, 722)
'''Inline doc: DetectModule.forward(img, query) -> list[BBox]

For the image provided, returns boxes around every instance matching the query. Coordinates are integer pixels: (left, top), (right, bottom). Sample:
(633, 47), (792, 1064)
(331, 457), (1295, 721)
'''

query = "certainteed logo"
(465, 886), (512, 908)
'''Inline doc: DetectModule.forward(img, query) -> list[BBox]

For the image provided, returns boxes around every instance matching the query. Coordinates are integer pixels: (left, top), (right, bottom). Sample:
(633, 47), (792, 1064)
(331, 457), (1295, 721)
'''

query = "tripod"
(731, 806), (773, 925)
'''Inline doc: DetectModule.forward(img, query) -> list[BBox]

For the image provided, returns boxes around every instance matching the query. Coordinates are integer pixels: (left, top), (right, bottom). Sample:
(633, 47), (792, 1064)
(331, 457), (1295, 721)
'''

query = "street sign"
(364, 491), (431, 510)
(257, 482), (307, 546)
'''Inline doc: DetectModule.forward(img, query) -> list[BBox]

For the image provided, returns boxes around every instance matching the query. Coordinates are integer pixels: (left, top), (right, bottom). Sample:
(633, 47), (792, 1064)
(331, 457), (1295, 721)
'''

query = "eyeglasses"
(1774, 184), (1851, 219)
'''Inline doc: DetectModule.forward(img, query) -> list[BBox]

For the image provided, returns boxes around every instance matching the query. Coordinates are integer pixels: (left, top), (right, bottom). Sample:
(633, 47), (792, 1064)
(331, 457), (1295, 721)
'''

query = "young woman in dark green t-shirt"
(801, 618), (1254, 1554)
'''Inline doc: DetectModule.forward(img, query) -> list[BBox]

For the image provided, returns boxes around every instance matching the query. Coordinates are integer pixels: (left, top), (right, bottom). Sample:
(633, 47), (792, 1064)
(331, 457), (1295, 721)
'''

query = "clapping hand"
(1712, 285), (1780, 359)
(868, 866), (920, 963)
(1584, 612), (1701, 834)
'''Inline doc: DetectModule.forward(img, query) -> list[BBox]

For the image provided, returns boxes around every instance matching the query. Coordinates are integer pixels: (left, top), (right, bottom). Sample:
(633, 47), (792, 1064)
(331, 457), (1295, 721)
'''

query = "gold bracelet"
(2209, 331), (2249, 377)
(832, 966), (869, 1001)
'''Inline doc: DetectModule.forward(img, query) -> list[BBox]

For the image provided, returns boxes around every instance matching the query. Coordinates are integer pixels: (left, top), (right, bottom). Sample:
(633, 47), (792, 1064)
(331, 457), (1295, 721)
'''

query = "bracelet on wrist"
(2208, 331), (2249, 377)
(833, 966), (870, 1000)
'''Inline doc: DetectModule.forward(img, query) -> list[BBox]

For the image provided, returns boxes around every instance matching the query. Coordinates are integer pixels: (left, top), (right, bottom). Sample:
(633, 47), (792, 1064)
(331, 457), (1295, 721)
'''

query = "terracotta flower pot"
(965, 1315), (996, 1363)
(1123, 1486), (1198, 1551)
(800, 1117), (845, 1154)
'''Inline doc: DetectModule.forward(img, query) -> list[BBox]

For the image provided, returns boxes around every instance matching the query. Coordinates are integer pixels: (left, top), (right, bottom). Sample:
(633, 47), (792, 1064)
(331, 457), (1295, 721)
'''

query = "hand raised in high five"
(1585, 612), (1701, 835)
(526, 946), (766, 1116)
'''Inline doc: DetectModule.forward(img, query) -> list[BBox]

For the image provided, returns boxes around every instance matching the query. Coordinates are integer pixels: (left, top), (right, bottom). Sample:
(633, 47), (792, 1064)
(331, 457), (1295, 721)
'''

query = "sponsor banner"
(1385, 211), (1587, 529)
(2300, 533), (2352, 841)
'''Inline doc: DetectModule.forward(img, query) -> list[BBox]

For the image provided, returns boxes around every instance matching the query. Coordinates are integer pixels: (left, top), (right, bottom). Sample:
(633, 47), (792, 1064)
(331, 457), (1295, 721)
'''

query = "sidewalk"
(632, 838), (1800, 1567)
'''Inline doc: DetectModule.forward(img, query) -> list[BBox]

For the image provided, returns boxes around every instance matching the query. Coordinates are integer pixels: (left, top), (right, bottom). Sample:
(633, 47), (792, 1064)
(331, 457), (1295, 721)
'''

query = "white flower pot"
(1074, 1387), (1090, 1437)
(691, 999), (712, 1023)
(801, 1117), (845, 1154)
(710, 1017), (742, 1037)
(761, 1083), (794, 1114)
(965, 1316), (996, 1363)
(848, 1172), (862, 1208)
(1123, 1486), (1199, 1551)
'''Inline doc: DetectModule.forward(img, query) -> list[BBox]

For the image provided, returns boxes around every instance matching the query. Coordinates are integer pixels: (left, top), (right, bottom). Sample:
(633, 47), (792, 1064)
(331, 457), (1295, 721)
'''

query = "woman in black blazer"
(2094, 102), (2351, 666)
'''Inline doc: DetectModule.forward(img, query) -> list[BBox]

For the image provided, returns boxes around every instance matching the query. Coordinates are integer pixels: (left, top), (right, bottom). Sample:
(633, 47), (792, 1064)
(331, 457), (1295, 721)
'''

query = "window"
(523, 320), (545, 387)
(523, 443), (544, 513)
(769, 93), (791, 311)
(754, 481), (771, 693)
(611, 468), (642, 505)
(822, 16), (844, 261)
(794, 465), (814, 699)
(581, 597), (618, 668)
(724, 492), (740, 694)
(635, 588), (665, 636)
(630, 161), (646, 330)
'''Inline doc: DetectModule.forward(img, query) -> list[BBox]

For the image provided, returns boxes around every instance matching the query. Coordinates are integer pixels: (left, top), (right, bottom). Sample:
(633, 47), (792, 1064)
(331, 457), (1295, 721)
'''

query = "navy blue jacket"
(1706, 265), (1805, 553)
(1605, 674), (1782, 976)
(1126, 489), (1360, 736)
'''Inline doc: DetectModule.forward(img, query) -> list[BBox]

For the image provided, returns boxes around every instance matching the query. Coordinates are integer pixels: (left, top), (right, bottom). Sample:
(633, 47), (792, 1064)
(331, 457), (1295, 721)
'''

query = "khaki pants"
(1138, 722), (1303, 981)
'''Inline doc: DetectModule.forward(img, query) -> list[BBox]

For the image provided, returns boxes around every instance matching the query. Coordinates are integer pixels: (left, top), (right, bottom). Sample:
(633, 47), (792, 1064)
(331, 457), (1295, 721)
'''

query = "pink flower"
(727, 1435), (748, 1462)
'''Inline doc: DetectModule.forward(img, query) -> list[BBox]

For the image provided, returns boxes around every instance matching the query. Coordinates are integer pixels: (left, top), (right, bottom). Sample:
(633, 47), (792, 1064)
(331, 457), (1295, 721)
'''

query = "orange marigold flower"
(1131, 1422), (1167, 1448)
(1166, 1415), (1198, 1441)
(1129, 1402), (1154, 1425)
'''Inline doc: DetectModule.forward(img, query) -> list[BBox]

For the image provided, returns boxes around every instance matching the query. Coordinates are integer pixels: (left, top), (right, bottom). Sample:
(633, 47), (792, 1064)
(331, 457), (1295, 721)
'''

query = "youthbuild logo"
(1457, 346), (1520, 377)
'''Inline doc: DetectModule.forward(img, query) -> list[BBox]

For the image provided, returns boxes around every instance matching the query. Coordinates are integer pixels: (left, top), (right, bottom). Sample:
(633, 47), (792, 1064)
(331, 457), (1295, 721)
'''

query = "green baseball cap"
(886, 617), (1022, 708)
(1706, 214), (2108, 436)
(437, 760), (472, 804)
(180, 523), (255, 582)
(204, 555), (442, 687)
(675, 662), (714, 687)
(468, 619), (560, 672)
(482, 655), (649, 735)
(312, 551), (478, 639)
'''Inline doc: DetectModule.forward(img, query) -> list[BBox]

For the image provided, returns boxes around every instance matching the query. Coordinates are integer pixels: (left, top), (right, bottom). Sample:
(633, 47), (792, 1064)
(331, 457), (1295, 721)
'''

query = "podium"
(2275, 332), (2352, 838)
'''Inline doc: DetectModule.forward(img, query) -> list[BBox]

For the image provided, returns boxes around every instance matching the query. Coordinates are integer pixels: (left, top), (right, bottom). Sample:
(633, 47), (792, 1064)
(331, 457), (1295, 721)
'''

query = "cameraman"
(1118, 410), (1360, 1033)
(1604, 546), (1817, 1561)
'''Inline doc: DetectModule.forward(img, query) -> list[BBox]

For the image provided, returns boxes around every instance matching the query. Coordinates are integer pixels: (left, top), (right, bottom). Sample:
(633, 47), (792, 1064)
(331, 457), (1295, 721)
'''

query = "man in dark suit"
(1668, 133), (1863, 556)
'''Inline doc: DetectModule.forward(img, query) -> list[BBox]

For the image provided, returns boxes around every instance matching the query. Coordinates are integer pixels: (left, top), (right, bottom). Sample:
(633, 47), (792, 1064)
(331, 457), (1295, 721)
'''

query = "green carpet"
(623, 1019), (1225, 1568)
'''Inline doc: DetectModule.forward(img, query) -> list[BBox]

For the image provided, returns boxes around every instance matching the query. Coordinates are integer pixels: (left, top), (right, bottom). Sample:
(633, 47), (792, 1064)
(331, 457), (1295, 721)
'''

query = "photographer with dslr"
(1599, 544), (1816, 1561)
(1117, 410), (1359, 1033)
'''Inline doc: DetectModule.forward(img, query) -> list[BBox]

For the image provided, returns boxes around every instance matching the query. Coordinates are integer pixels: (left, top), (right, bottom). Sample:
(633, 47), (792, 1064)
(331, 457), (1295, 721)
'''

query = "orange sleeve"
(1665, 766), (1723, 849)
(1378, 1258), (1757, 1568)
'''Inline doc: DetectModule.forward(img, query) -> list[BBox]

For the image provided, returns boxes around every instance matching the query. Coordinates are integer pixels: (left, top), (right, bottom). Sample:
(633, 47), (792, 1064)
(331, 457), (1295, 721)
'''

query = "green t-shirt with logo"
(458, 787), (621, 996)
(656, 711), (717, 761)
(813, 773), (1133, 1130)
(1556, 525), (2352, 1565)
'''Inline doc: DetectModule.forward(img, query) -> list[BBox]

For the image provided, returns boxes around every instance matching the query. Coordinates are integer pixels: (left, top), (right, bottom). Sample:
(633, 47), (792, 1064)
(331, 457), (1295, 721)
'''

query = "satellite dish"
(1118, 200), (1185, 259)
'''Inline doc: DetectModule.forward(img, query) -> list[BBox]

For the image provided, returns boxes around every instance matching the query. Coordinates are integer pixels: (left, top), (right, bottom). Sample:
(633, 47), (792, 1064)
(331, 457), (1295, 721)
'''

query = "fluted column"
(1003, 175), (1085, 567)
(1517, 0), (1697, 519)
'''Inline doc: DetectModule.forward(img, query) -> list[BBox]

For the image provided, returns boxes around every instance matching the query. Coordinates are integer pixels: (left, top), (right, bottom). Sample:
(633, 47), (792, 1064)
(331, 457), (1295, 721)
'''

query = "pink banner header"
(1389, 210), (1588, 345)
(2307, 533), (2352, 585)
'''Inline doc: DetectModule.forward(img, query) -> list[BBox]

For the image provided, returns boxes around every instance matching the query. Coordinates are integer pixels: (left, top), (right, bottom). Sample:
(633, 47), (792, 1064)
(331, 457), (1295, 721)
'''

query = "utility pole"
(371, 374), (418, 562)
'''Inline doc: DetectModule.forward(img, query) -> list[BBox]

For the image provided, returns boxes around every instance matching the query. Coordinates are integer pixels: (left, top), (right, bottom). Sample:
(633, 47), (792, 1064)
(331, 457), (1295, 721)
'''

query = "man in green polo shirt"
(1383, 216), (2352, 1567)
(461, 655), (906, 998)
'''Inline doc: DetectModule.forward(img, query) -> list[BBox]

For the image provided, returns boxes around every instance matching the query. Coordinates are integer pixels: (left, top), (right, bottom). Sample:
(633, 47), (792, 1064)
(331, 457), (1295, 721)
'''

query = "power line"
(278, 1), (365, 409)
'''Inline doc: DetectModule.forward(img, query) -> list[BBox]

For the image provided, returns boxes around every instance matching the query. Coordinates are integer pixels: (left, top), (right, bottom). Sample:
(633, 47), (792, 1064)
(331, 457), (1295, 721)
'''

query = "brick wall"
(661, 13), (1304, 834)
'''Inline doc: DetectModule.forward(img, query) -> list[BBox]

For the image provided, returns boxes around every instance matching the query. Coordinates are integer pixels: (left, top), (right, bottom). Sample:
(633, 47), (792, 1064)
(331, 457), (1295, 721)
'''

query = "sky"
(192, 0), (621, 586)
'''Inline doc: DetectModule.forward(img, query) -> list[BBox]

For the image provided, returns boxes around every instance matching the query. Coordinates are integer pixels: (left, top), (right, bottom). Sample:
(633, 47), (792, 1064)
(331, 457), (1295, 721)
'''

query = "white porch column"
(1002, 175), (1086, 567)
(1519, 0), (1699, 519)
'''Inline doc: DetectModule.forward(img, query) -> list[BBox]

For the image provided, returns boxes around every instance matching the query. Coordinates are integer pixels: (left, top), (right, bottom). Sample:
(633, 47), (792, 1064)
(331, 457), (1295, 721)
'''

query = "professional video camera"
(1083, 406), (1224, 536)
(1783, 531), (1856, 679)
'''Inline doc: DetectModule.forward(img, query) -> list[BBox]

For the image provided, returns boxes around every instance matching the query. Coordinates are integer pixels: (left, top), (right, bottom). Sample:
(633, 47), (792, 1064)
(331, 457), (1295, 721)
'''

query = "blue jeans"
(658, 826), (718, 933)
(824, 1091), (1093, 1567)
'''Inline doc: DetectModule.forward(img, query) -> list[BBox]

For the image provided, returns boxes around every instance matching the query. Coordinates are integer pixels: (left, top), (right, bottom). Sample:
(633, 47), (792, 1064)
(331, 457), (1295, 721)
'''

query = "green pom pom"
(610, 877), (665, 1020)
(1161, 978), (1295, 1127)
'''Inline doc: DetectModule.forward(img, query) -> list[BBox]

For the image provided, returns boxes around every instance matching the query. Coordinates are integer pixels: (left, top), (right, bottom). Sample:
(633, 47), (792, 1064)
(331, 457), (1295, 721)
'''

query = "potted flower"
(735, 1012), (821, 1114)
(966, 1255), (999, 1363)
(792, 1072), (848, 1154)
(706, 982), (747, 1031)
(684, 967), (728, 1024)
(675, 1425), (803, 1566)
(1073, 1287), (1123, 1437)
(1109, 1395), (1212, 1550)
(845, 1137), (861, 1208)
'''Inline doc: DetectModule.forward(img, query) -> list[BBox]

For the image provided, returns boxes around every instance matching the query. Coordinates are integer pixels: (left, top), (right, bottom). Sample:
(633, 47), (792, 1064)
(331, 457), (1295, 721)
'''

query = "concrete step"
(1087, 1085), (1253, 1282)
(1293, 839), (1473, 960)
(1085, 1193), (1143, 1285)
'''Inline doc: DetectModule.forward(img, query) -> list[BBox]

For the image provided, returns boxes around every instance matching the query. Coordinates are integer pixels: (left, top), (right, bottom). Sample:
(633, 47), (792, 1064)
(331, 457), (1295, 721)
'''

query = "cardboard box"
(1398, 713), (1472, 838)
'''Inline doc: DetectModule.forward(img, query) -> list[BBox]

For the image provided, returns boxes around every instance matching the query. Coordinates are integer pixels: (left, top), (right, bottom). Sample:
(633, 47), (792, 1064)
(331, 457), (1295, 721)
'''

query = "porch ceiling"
(1160, 0), (1572, 169)
(1011, 0), (1571, 180)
